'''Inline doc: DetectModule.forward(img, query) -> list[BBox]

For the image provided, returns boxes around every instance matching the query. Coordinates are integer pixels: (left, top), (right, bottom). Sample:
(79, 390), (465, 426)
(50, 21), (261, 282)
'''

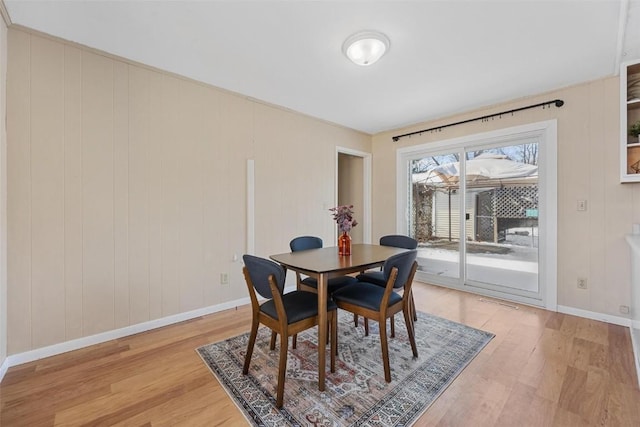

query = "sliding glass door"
(409, 150), (462, 281)
(398, 122), (556, 308)
(463, 145), (539, 295)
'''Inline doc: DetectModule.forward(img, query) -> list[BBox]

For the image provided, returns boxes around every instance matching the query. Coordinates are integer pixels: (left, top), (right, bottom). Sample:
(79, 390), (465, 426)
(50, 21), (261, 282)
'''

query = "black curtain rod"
(391, 99), (564, 142)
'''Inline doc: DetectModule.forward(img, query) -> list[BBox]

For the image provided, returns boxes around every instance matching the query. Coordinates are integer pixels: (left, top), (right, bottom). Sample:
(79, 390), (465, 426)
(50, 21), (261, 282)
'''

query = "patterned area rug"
(197, 311), (494, 426)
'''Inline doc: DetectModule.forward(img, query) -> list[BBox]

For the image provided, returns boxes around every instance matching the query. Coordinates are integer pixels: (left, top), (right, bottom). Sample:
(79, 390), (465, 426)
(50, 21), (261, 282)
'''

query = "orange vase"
(338, 231), (351, 256)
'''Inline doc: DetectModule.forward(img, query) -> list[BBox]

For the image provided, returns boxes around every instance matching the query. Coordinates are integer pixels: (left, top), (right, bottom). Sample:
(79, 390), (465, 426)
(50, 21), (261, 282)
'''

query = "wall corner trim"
(0, 356), (8, 383)
(630, 322), (640, 388)
(0, 1), (11, 26)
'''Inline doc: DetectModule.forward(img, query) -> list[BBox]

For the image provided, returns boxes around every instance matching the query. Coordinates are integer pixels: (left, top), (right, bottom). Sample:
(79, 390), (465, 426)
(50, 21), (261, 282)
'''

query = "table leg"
(317, 273), (327, 391)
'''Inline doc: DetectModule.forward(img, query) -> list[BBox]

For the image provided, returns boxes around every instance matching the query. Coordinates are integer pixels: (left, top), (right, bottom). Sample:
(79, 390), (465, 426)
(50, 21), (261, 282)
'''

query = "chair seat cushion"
(331, 282), (402, 311)
(355, 271), (386, 287)
(260, 290), (337, 324)
(301, 275), (358, 293)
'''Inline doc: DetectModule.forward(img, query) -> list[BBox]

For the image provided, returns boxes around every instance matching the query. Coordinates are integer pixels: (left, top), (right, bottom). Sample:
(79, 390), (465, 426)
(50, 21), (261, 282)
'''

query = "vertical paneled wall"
(6, 29), (370, 355)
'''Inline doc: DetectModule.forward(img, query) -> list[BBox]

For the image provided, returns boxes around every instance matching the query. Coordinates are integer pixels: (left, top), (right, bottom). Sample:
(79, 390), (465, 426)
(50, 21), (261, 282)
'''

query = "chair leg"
(379, 316), (391, 382)
(276, 332), (288, 408)
(411, 292), (417, 322)
(330, 310), (337, 372)
(292, 334), (297, 349)
(364, 318), (369, 336)
(270, 331), (277, 350)
(403, 306), (418, 358)
(335, 316), (339, 357)
(243, 318), (259, 375)
(390, 314), (395, 338)
(327, 323), (330, 344)
(353, 313), (358, 327)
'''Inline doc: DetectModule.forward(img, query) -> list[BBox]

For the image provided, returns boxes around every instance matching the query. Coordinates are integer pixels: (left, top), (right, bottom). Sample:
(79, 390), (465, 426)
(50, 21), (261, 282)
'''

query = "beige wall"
(5, 25), (636, 357)
(5, 28), (370, 355)
(1, 11), (7, 368)
(372, 77), (638, 317)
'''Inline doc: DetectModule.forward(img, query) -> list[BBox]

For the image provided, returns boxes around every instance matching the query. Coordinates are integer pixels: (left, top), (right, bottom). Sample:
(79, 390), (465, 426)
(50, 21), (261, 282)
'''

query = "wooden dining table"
(269, 243), (408, 391)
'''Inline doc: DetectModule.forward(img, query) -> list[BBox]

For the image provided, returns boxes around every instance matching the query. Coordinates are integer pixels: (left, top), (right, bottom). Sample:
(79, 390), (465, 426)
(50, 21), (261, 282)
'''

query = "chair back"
(290, 236), (323, 252)
(383, 250), (418, 289)
(380, 234), (418, 250)
(242, 254), (286, 299)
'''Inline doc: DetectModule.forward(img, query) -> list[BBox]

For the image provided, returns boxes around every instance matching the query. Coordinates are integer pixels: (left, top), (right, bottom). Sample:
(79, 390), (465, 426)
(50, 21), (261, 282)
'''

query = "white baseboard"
(4, 295), (252, 371)
(556, 305), (631, 327)
(0, 293), (631, 384)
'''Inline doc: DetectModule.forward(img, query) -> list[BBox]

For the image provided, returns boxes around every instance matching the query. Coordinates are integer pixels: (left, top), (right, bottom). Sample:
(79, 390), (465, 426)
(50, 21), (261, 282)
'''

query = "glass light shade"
(342, 31), (390, 66)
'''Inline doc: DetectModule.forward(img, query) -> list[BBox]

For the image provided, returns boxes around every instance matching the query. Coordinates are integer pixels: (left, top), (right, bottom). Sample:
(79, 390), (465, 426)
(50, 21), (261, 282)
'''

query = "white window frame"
(396, 120), (557, 310)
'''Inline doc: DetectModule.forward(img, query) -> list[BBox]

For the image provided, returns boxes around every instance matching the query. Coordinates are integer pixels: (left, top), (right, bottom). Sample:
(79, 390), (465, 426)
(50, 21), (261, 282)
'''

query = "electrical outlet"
(577, 200), (587, 211)
(220, 273), (229, 285)
(577, 277), (587, 289)
(620, 305), (630, 314)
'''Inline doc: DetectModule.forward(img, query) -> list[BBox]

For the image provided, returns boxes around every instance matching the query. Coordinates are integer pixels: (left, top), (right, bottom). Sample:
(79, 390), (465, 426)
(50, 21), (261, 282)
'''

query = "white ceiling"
(4, 0), (640, 135)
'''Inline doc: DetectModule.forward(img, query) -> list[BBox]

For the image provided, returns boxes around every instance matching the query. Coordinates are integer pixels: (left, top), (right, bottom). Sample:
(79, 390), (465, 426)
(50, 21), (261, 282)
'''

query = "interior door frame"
(396, 120), (557, 310)
(336, 147), (372, 244)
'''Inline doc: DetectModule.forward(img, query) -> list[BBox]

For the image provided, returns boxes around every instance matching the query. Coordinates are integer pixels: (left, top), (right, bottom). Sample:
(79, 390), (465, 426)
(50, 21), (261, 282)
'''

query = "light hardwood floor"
(1, 281), (639, 426)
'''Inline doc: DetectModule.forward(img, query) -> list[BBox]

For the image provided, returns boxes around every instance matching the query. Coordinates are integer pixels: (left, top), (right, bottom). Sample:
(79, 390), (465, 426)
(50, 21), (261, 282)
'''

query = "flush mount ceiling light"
(342, 30), (390, 66)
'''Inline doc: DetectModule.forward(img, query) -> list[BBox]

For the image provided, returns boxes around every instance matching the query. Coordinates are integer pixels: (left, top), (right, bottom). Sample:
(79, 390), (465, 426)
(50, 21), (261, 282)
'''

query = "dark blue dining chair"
(331, 250), (419, 382)
(242, 254), (337, 408)
(379, 234), (418, 250)
(355, 234), (419, 334)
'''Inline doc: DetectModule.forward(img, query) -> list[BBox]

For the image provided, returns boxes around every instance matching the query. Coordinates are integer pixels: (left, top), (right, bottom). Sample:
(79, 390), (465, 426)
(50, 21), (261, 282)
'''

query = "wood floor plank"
(54, 366), (210, 425)
(569, 336), (600, 371)
(117, 385), (248, 427)
(583, 369), (610, 423)
(604, 379), (640, 426)
(551, 407), (591, 426)
(544, 312), (564, 331)
(608, 323), (638, 387)
(534, 360), (570, 404)
(494, 382), (557, 427)
(574, 318), (610, 347)
(1, 282), (638, 426)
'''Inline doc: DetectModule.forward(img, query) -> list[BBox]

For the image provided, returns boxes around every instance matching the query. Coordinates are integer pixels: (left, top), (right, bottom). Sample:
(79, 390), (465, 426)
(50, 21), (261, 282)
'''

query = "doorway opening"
(336, 147), (372, 244)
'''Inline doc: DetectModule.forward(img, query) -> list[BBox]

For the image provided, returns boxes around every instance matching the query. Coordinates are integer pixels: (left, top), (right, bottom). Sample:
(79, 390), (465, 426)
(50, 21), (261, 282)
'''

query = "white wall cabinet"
(621, 60), (640, 182)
